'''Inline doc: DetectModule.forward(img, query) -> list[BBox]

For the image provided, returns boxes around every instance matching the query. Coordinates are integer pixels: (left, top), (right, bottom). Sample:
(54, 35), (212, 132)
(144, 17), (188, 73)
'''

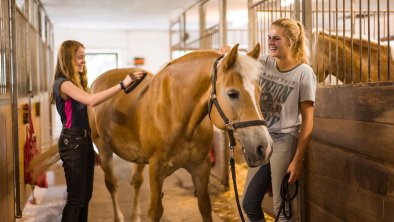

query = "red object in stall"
(23, 104), (48, 188)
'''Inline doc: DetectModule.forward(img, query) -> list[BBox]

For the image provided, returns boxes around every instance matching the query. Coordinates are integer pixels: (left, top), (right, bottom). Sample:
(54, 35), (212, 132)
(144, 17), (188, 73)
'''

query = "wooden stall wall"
(0, 105), (14, 222)
(0, 0), (15, 220)
(14, 2), (54, 207)
(304, 83), (394, 221)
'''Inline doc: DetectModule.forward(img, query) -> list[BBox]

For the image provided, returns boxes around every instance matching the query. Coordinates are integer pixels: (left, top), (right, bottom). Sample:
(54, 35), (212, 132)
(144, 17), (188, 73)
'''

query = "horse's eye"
(227, 90), (239, 100)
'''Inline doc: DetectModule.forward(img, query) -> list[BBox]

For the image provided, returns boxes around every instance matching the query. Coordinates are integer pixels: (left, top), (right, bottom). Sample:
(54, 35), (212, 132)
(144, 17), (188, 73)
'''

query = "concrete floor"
(19, 156), (240, 222)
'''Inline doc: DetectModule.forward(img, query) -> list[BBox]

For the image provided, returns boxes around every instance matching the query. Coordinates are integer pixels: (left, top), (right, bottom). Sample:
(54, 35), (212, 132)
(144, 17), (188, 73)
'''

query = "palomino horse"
(311, 31), (394, 84)
(88, 44), (273, 222)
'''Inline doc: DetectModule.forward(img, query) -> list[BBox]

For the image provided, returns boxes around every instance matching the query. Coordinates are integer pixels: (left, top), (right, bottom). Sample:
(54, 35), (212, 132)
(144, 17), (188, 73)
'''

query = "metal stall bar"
(328, 0), (332, 83)
(10, 0), (22, 217)
(219, 0), (226, 47)
(359, 0), (362, 81)
(351, 0), (354, 82)
(313, 0), (319, 82)
(367, 0), (371, 81)
(387, 0), (391, 80)
(342, 0), (346, 83)
(248, 0), (256, 50)
(377, 0), (381, 81)
(335, 0), (339, 85)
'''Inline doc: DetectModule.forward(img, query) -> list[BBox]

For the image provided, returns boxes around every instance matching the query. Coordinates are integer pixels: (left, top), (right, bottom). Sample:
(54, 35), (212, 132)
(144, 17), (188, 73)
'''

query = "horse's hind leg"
(130, 163), (145, 222)
(99, 148), (125, 222)
(187, 156), (213, 222)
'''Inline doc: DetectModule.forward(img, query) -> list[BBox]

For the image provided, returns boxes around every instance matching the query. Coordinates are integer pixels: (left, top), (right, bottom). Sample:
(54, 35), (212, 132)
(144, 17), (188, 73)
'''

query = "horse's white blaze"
(243, 80), (262, 119)
(236, 54), (263, 119)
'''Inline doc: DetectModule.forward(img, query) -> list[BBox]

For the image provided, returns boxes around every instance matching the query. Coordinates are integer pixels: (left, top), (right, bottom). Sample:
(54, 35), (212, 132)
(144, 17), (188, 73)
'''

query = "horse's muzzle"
(242, 142), (272, 168)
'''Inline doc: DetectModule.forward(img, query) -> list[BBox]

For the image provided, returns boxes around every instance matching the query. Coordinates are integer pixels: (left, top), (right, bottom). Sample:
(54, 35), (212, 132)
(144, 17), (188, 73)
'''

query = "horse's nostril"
(256, 145), (265, 159)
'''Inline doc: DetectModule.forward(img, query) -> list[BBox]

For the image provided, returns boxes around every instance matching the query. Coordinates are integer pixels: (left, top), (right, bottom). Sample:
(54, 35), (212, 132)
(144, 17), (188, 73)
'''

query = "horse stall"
(250, 0), (394, 221)
(0, 0), (16, 221)
(0, 0), (54, 220)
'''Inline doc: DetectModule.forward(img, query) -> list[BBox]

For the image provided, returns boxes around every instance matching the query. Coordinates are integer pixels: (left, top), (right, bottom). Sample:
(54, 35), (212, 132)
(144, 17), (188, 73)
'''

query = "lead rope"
(274, 173), (299, 222)
(229, 143), (246, 222)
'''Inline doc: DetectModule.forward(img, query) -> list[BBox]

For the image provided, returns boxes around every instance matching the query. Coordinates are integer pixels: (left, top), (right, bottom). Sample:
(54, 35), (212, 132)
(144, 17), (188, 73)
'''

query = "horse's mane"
(233, 54), (262, 82)
(160, 49), (261, 82)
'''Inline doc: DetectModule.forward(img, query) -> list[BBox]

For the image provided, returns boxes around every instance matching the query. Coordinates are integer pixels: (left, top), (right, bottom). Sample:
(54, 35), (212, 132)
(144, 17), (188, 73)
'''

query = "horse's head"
(208, 44), (273, 167)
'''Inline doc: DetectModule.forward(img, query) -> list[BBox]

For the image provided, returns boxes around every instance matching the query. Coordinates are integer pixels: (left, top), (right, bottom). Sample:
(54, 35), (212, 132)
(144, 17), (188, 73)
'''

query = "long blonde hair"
(272, 18), (310, 64)
(49, 40), (88, 104)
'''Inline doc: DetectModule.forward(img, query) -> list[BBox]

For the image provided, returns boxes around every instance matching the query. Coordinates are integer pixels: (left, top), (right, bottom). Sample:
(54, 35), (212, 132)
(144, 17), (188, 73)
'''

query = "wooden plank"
(315, 85), (394, 124)
(0, 105), (14, 222)
(305, 172), (388, 221)
(306, 201), (343, 222)
(387, 175), (394, 198)
(0, 106), (9, 222)
(306, 139), (394, 196)
(312, 117), (394, 165)
(383, 198), (394, 220)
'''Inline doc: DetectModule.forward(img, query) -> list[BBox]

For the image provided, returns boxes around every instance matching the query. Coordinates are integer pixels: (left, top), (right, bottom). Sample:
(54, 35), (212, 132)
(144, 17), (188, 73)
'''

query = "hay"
(211, 162), (274, 222)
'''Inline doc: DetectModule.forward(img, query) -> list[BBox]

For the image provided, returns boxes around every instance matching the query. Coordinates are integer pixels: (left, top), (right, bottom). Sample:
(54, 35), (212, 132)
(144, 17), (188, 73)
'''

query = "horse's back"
(90, 68), (151, 93)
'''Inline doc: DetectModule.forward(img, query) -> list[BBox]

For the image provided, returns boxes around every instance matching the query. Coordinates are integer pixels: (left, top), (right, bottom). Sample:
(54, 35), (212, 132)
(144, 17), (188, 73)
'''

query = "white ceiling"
(40, 0), (197, 30)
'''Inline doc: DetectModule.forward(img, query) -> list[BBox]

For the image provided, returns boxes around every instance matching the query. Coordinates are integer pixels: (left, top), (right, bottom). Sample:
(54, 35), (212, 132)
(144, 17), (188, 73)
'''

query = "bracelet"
(119, 81), (126, 91)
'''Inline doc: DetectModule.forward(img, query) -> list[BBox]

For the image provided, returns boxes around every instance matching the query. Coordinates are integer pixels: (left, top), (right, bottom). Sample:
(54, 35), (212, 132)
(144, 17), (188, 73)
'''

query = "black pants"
(242, 163), (271, 222)
(58, 131), (94, 222)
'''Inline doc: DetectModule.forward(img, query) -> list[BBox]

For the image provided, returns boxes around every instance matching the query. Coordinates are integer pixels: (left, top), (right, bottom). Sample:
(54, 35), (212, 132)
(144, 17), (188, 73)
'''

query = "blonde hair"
(272, 18), (310, 64)
(49, 40), (88, 104)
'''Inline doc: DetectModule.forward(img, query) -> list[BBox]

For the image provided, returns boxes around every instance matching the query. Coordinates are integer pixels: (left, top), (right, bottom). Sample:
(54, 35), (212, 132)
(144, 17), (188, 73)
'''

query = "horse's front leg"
(130, 163), (146, 222)
(186, 155), (213, 222)
(99, 148), (124, 222)
(148, 157), (169, 222)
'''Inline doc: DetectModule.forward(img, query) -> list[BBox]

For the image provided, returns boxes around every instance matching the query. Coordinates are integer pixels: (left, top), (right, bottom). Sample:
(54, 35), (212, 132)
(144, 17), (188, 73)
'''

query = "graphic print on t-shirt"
(259, 73), (295, 127)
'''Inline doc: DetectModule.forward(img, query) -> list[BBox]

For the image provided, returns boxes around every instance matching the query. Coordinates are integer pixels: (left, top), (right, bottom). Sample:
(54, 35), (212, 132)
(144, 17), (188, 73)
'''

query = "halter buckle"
(229, 145), (234, 158)
(225, 122), (235, 131)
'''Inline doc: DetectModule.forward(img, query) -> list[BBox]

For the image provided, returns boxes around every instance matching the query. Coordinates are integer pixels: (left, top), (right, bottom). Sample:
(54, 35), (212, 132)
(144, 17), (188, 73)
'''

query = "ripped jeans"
(58, 129), (95, 222)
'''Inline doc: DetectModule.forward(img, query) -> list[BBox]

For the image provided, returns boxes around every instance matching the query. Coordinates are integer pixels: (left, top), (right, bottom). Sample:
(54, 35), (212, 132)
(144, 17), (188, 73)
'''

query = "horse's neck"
(160, 58), (214, 135)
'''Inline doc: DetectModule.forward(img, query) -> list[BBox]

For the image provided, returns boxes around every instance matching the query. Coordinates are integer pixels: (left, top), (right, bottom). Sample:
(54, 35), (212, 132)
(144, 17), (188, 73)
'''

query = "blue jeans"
(58, 130), (94, 222)
(242, 163), (271, 222)
(243, 132), (298, 222)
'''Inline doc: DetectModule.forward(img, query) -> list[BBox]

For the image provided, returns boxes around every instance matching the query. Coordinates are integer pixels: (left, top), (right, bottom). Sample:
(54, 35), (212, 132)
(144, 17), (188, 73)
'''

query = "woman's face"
(267, 25), (292, 59)
(74, 46), (85, 74)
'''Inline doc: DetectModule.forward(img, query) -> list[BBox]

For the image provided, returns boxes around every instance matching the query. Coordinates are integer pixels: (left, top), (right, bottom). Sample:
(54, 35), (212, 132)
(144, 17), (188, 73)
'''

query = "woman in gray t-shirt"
(242, 18), (316, 222)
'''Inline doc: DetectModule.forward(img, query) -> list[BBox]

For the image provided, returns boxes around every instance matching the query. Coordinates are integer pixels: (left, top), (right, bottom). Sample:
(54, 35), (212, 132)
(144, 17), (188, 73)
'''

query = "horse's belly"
(110, 143), (148, 164)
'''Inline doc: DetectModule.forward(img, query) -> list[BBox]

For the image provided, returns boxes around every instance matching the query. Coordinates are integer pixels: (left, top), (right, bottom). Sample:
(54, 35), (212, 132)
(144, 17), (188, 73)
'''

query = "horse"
(88, 44), (273, 222)
(311, 30), (394, 84)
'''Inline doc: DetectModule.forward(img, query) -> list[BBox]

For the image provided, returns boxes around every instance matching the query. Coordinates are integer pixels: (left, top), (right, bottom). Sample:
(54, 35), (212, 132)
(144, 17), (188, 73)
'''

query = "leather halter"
(207, 55), (268, 222)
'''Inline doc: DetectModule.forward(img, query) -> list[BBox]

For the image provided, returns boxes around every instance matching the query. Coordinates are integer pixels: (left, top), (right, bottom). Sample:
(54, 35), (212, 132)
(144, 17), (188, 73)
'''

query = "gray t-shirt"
(259, 54), (317, 133)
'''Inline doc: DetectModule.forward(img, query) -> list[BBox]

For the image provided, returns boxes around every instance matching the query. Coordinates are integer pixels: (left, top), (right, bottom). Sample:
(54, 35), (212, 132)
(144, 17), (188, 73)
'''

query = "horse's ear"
(247, 43), (260, 59)
(223, 43), (239, 70)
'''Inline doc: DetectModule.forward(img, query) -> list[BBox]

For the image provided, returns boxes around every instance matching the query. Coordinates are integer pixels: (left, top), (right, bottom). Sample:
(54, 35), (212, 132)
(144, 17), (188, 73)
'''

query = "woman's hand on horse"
(123, 71), (146, 87)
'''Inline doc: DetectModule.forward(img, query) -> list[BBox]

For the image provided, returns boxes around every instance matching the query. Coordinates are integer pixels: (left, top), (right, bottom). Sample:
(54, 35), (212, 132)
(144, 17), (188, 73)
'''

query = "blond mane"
(234, 54), (262, 83)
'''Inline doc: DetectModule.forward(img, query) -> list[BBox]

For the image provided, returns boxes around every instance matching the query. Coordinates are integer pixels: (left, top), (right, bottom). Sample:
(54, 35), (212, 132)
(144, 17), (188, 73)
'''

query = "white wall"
(54, 28), (170, 74)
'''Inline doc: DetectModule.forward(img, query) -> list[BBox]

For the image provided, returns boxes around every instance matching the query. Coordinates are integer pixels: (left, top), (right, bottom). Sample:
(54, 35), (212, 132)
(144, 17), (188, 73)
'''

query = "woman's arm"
(60, 72), (144, 107)
(287, 100), (314, 183)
